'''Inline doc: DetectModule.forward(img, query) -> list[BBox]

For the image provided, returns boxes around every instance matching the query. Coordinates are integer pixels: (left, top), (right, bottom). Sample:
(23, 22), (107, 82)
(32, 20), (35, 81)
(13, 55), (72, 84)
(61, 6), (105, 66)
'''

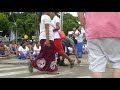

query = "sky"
(69, 12), (77, 17)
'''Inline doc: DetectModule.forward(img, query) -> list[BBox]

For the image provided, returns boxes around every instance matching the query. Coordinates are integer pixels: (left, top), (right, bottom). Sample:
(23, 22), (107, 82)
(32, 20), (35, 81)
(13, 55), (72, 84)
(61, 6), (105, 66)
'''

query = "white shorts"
(87, 38), (120, 72)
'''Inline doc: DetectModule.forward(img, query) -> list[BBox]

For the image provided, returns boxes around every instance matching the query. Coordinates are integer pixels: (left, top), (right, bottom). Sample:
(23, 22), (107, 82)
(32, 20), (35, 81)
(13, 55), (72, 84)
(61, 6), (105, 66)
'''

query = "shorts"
(54, 39), (64, 53)
(87, 38), (120, 72)
(62, 42), (69, 55)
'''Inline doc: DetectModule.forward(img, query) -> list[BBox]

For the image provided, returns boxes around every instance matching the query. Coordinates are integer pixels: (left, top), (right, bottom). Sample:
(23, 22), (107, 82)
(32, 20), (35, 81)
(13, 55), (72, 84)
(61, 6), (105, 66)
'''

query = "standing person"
(51, 12), (75, 67)
(78, 12), (120, 78)
(74, 26), (83, 58)
(29, 12), (58, 74)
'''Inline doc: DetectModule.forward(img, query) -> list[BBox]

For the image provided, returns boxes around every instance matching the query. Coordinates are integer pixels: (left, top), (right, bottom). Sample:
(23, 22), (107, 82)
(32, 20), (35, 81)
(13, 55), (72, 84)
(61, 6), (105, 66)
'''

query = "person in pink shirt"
(78, 12), (120, 78)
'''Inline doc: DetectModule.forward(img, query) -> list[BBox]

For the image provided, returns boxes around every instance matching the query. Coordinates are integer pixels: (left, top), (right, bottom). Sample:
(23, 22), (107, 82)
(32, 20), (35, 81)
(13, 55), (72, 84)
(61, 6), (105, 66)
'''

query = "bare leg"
(91, 72), (103, 78)
(112, 69), (120, 78)
(58, 52), (74, 64)
(72, 47), (81, 64)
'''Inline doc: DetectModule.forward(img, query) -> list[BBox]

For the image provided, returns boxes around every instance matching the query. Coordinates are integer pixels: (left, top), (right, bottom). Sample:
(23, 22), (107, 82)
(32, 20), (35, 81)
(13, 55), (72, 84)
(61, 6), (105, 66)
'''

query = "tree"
(0, 13), (10, 36)
(63, 13), (79, 35)
(16, 12), (37, 38)
(0, 12), (39, 40)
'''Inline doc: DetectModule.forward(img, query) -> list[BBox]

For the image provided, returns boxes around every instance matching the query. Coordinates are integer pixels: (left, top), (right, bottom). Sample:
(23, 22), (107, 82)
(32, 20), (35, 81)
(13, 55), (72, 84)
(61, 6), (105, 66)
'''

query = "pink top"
(85, 12), (120, 39)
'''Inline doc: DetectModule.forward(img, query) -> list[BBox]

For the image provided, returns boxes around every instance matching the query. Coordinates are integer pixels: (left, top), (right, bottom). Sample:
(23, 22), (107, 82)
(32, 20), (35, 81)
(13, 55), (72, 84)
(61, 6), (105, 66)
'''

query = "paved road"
(0, 54), (112, 78)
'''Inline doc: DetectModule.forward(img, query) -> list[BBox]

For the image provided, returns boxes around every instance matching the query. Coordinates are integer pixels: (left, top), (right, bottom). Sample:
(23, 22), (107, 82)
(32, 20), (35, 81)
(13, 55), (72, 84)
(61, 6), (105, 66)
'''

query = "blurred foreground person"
(78, 12), (120, 78)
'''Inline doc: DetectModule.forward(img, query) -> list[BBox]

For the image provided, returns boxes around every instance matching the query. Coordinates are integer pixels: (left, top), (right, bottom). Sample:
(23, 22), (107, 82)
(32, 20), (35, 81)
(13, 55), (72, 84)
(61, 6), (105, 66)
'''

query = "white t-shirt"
(39, 15), (54, 41)
(33, 44), (41, 55)
(18, 46), (29, 55)
(75, 30), (83, 43)
(51, 16), (61, 39)
(68, 47), (73, 53)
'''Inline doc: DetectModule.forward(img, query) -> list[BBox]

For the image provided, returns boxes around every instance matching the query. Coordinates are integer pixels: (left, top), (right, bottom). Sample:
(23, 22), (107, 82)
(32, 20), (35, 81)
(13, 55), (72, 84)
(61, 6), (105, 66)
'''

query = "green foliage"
(0, 12), (79, 39)
(0, 12), (38, 39)
(0, 13), (10, 35)
(63, 13), (79, 35)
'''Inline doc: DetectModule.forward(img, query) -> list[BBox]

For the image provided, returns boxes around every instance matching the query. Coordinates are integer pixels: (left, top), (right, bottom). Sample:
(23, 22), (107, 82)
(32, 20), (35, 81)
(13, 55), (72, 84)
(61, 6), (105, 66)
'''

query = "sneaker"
(59, 60), (68, 66)
(28, 61), (33, 73)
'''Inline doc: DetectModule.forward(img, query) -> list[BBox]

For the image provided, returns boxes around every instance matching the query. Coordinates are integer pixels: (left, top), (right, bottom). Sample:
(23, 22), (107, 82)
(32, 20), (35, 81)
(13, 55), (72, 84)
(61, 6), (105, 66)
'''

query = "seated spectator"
(18, 41), (31, 60)
(32, 42), (41, 58)
(16, 42), (21, 56)
(9, 41), (17, 54)
(0, 41), (10, 57)
(26, 41), (34, 55)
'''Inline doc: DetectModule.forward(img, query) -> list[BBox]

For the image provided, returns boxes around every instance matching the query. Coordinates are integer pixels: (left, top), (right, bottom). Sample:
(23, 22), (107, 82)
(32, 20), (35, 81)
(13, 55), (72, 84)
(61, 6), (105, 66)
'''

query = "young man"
(78, 12), (120, 78)
(62, 37), (81, 64)
(51, 12), (74, 68)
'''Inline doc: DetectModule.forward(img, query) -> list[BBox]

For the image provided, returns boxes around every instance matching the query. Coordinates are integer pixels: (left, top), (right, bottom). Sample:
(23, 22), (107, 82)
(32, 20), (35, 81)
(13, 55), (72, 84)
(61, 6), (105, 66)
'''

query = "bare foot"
(70, 60), (75, 64)
(77, 60), (81, 64)
(70, 60), (75, 68)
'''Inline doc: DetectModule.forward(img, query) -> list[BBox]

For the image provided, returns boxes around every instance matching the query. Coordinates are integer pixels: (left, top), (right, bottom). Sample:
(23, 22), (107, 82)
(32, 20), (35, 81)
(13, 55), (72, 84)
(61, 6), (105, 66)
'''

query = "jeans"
(75, 42), (83, 58)
(33, 54), (38, 58)
(0, 52), (5, 55)
(18, 53), (30, 60)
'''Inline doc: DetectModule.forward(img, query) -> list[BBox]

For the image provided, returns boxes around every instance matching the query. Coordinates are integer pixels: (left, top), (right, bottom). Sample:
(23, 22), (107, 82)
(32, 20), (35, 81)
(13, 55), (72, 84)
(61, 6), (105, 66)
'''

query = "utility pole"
(36, 12), (39, 42)
(60, 12), (63, 30)
(10, 12), (17, 44)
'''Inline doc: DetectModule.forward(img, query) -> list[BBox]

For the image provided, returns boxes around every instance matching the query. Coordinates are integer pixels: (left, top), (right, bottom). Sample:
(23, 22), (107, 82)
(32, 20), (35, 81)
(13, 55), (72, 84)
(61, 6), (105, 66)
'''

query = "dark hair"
(54, 12), (59, 17)
(21, 41), (26, 46)
(38, 12), (44, 23)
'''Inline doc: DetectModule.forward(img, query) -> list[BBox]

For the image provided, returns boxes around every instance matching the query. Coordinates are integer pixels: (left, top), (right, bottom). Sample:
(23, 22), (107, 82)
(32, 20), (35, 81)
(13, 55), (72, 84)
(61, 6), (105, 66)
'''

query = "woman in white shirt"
(29, 12), (58, 74)
(18, 41), (31, 60)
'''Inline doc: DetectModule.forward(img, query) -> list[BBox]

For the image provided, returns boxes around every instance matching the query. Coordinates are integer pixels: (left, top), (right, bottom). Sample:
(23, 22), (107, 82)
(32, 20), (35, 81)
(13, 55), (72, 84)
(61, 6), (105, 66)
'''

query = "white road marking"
(0, 65), (16, 68)
(0, 70), (38, 77)
(0, 66), (27, 71)
(77, 76), (92, 78)
(22, 71), (73, 78)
